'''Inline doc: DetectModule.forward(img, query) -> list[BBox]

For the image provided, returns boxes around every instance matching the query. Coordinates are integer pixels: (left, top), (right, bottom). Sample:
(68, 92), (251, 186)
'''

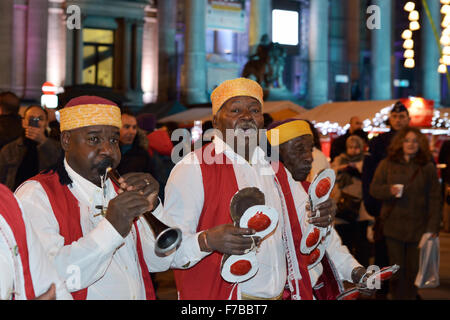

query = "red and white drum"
(308, 168), (335, 211)
(239, 205), (279, 239)
(221, 251), (259, 283)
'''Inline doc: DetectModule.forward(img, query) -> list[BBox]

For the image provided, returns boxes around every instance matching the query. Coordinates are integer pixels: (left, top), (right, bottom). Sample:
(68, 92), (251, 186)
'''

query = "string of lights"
(403, 1), (420, 69)
(439, 0), (450, 73)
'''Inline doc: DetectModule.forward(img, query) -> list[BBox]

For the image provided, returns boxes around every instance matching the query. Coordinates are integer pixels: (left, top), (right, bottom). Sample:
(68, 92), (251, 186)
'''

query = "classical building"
(0, 0), (445, 110)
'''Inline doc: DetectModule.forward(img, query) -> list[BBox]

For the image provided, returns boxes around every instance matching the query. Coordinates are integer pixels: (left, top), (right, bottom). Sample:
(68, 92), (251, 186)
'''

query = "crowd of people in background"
(0, 85), (448, 301)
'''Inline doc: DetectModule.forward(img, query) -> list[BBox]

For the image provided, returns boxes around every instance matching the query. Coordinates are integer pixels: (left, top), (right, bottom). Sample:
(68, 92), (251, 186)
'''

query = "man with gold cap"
(15, 96), (174, 300)
(266, 119), (375, 299)
(164, 78), (335, 300)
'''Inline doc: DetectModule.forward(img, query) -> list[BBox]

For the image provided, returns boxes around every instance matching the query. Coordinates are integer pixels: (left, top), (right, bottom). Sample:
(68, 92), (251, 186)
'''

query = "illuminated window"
(272, 9), (299, 46)
(82, 29), (114, 87)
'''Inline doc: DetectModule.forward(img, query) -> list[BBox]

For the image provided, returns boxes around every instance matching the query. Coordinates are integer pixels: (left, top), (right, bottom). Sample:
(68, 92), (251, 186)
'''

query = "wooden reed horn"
(106, 167), (182, 257)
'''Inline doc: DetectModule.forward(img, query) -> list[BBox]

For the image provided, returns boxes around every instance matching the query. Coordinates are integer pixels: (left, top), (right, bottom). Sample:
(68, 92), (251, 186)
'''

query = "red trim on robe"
(300, 180), (343, 300)
(173, 145), (239, 300)
(0, 184), (36, 300)
(273, 162), (314, 300)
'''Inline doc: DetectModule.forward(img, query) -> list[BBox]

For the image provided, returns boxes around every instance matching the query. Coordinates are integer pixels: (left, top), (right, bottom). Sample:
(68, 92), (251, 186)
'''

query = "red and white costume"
(0, 184), (71, 300)
(165, 137), (355, 299)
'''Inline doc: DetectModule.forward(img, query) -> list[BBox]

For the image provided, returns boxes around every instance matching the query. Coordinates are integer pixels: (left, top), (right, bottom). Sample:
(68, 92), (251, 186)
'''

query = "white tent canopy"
(295, 100), (398, 128)
(158, 100), (306, 124)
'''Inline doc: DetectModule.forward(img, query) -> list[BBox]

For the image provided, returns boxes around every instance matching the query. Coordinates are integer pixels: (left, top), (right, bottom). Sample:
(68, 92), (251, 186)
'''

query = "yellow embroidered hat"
(210, 78), (264, 116)
(266, 119), (313, 146)
(58, 96), (122, 132)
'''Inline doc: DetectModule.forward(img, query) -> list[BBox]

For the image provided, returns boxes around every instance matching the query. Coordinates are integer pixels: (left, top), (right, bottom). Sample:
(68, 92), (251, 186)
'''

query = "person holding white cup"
(369, 127), (442, 300)
(391, 184), (404, 198)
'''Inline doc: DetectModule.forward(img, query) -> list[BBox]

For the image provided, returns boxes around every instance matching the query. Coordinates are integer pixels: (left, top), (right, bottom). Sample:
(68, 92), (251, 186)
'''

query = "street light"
(403, 39), (414, 49)
(404, 49), (415, 59)
(404, 58), (415, 68)
(402, 29), (413, 39)
(410, 21), (420, 31)
(404, 2), (415, 12)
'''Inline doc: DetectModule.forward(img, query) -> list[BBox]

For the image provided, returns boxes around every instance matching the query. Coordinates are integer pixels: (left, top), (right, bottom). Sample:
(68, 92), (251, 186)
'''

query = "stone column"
(0, 0), (13, 92)
(347, 0), (361, 82)
(308, 0), (330, 108)
(47, 0), (66, 88)
(157, 0), (177, 102)
(249, 0), (272, 55)
(24, 0), (49, 99)
(141, 6), (158, 103)
(183, 0), (207, 105)
(370, 0), (392, 100)
(329, 0), (347, 101)
(11, 0), (27, 96)
(123, 18), (132, 92)
(422, 0), (441, 105)
(126, 19), (144, 107)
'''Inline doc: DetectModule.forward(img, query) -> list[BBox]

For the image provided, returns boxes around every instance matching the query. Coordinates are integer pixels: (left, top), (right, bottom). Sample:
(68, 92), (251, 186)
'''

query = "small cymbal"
(229, 187), (265, 224)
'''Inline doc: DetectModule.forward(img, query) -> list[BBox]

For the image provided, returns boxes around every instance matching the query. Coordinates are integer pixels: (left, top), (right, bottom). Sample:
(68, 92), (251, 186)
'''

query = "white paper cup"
(393, 184), (404, 198)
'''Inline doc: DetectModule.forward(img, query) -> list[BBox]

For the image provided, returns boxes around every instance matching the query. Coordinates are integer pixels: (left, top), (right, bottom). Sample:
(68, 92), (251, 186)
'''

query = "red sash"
(173, 146), (239, 300)
(273, 162), (314, 300)
(300, 181), (343, 300)
(0, 184), (36, 299)
(31, 172), (156, 300)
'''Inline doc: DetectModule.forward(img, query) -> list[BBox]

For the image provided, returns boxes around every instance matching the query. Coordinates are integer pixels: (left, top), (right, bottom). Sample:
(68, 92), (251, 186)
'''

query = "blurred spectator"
(330, 116), (368, 162)
(0, 92), (23, 150)
(303, 120), (330, 183)
(331, 135), (374, 267)
(0, 105), (61, 191)
(370, 127), (442, 300)
(116, 108), (153, 176)
(136, 113), (157, 133)
(362, 101), (411, 289)
(438, 140), (450, 232)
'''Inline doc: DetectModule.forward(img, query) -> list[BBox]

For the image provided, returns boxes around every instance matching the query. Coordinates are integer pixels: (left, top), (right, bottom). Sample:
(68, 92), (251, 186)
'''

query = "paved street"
(154, 230), (450, 300)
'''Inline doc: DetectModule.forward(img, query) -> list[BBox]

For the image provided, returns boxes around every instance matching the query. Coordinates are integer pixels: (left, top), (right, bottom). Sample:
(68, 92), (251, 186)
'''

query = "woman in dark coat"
(370, 126), (442, 300)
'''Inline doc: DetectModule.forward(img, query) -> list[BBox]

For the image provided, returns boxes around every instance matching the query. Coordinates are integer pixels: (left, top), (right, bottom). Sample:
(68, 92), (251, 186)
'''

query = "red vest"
(31, 172), (155, 300)
(0, 184), (35, 299)
(173, 147), (239, 299)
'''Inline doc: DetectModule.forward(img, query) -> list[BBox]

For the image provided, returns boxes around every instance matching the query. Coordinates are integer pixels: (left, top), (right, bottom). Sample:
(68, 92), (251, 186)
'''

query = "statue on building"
(241, 34), (287, 89)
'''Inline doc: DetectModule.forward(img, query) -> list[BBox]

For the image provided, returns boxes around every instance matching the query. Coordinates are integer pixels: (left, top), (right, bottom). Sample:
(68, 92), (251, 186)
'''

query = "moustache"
(95, 157), (114, 176)
(234, 122), (258, 136)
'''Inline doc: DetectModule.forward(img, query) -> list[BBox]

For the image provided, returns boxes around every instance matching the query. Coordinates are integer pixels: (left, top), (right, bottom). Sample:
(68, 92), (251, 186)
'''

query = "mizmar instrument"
(106, 167), (182, 257)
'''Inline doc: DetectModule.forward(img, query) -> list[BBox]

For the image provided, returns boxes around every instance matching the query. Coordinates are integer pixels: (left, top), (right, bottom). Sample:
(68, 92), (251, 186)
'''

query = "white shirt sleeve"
(15, 181), (125, 292)
(325, 227), (362, 282)
(162, 154), (212, 269)
(134, 203), (175, 272)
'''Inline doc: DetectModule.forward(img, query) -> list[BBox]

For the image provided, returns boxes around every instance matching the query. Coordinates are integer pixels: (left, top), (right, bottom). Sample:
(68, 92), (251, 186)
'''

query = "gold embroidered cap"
(266, 119), (313, 146)
(210, 78), (264, 116)
(59, 96), (122, 132)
